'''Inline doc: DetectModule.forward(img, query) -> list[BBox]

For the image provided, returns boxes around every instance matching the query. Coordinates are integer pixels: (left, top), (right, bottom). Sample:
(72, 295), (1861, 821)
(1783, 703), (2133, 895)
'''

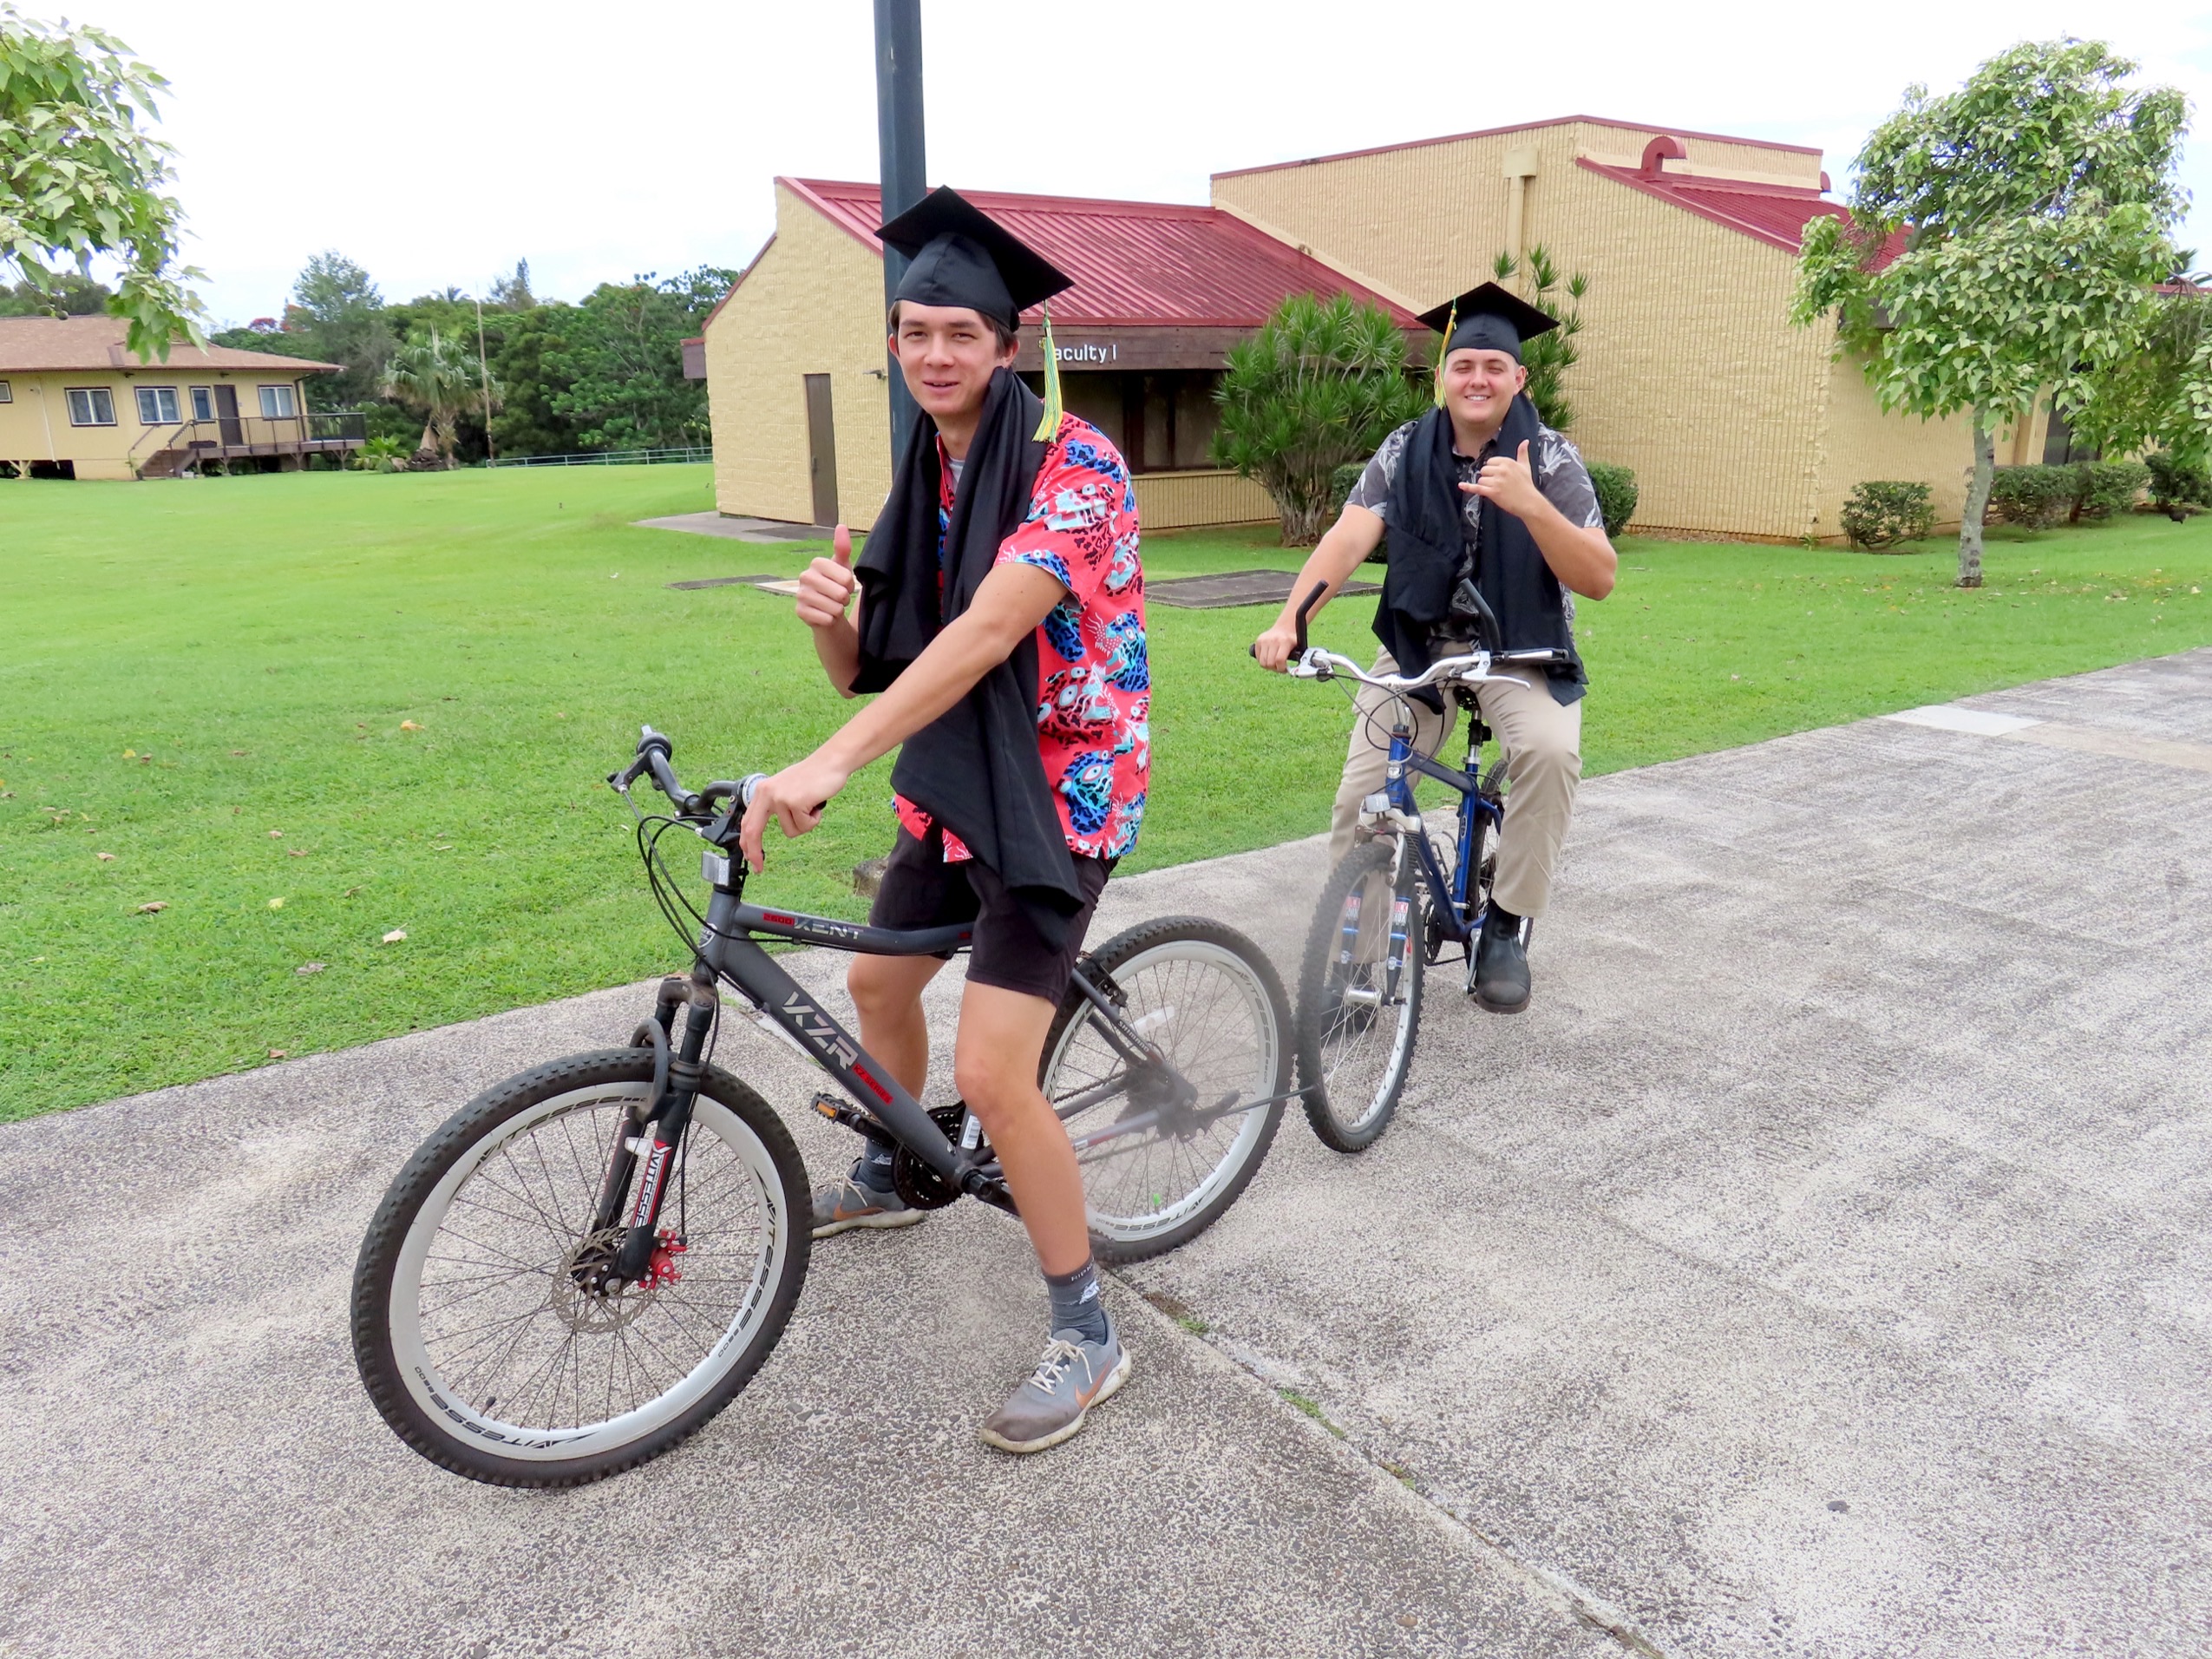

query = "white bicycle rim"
(386, 1079), (791, 1464)
(1048, 937), (1281, 1245)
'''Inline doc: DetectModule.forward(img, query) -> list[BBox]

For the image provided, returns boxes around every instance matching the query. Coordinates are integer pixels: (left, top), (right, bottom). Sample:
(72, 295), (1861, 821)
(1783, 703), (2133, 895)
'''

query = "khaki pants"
(1327, 648), (1582, 918)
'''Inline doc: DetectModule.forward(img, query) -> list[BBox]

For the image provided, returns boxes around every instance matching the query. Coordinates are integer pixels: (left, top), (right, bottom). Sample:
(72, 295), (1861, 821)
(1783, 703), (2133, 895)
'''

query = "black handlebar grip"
(1293, 580), (1328, 654)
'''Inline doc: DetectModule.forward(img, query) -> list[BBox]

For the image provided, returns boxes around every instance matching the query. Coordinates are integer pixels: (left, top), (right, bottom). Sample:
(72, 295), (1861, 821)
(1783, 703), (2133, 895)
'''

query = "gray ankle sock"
(1044, 1259), (1110, 1346)
(855, 1138), (897, 1192)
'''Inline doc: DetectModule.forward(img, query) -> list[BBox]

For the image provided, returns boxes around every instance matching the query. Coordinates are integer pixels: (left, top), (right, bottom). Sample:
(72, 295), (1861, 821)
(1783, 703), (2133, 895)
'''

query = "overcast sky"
(65, 0), (2212, 322)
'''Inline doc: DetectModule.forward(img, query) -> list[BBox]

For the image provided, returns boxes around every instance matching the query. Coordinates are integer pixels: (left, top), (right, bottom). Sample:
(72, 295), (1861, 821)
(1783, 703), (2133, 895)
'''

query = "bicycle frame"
(1378, 713), (1504, 948)
(586, 743), (1259, 1293)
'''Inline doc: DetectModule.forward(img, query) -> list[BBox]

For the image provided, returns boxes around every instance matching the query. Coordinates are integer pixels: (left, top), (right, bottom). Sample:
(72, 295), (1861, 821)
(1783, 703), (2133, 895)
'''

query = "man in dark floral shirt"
(1255, 283), (1616, 1014)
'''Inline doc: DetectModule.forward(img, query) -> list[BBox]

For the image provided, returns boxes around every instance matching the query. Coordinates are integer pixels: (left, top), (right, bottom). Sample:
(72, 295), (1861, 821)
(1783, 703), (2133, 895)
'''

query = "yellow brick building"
(701, 117), (2042, 542)
(1212, 115), (2044, 541)
(0, 315), (359, 481)
(701, 177), (1418, 534)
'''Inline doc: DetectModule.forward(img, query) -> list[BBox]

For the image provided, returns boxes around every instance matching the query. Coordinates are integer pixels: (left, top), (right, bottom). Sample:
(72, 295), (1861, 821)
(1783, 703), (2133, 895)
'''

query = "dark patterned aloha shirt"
(893, 411), (1149, 862)
(1345, 417), (1603, 646)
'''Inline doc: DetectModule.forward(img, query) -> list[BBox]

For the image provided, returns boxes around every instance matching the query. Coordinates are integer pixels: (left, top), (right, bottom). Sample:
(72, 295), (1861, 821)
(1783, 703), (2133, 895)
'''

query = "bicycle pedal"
(810, 1092), (873, 1132)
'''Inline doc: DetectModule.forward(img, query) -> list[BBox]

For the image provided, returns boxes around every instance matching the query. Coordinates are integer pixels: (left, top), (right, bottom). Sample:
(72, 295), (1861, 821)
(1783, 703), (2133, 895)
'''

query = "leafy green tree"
(546, 266), (731, 451)
(0, 7), (202, 357)
(2067, 289), (2212, 466)
(381, 327), (493, 467)
(1211, 292), (1428, 544)
(283, 251), (396, 408)
(1792, 39), (2189, 587)
(0, 269), (109, 314)
(1489, 245), (1587, 430)
(489, 302), (583, 456)
(488, 259), (535, 311)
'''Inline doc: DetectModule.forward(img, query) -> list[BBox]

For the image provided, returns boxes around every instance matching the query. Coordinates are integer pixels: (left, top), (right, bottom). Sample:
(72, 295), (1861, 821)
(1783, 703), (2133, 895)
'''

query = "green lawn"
(5, 465), (2209, 1119)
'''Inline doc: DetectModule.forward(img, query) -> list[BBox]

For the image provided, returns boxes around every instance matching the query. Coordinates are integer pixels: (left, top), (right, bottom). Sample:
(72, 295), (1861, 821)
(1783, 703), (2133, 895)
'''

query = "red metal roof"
(782, 177), (1420, 330)
(1213, 115), (1822, 180)
(1575, 159), (1848, 252)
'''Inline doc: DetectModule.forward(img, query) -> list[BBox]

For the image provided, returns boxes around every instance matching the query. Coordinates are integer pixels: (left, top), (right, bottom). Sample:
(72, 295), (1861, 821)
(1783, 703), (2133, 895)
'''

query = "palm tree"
(1490, 246), (1588, 430)
(380, 328), (493, 467)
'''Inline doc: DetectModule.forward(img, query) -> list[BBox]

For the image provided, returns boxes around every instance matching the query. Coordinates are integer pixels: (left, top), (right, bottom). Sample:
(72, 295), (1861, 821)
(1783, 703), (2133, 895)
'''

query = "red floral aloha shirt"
(894, 411), (1149, 863)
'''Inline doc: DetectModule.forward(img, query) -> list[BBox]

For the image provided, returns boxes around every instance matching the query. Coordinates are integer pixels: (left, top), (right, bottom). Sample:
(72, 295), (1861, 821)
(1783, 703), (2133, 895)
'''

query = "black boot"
(1471, 904), (1532, 1014)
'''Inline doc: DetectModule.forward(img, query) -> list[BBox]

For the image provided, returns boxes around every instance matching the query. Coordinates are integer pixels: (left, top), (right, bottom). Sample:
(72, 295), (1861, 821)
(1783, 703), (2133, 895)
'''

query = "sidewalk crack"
(1129, 1285), (1676, 1658)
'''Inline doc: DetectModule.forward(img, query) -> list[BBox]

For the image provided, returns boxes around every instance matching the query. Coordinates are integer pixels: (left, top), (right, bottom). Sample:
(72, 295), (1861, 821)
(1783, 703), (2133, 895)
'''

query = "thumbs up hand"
(795, 523), (858, 629)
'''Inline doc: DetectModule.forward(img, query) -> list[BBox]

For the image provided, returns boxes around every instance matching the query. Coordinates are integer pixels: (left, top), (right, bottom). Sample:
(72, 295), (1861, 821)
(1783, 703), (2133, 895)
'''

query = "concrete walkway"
(4, 652), (2209, 1656)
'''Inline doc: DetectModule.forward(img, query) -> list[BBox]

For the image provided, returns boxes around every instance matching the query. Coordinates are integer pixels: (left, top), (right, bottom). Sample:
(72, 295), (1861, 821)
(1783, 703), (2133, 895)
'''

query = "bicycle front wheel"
(351, 1049), (810, 1488)
(1041, 916), (1291, 1263)
(1297, 838), (1424, 1152)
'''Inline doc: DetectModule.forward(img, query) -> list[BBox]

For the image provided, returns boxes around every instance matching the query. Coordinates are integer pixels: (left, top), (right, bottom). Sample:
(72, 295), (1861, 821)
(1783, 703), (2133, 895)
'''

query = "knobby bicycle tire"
(351, 1048), (811, 1488)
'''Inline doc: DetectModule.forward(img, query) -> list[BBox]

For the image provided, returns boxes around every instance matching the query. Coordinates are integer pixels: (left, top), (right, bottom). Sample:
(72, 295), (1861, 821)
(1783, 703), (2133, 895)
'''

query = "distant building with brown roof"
(0, 315), (363, 480)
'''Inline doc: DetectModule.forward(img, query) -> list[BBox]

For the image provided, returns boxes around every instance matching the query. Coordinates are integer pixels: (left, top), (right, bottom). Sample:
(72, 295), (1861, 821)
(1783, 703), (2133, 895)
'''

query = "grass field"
(6, 463), (2210, 1119)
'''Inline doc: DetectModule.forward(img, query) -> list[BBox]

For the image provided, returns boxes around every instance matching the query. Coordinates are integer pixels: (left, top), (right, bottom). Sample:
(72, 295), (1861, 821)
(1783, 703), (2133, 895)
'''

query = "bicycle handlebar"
(609, 725), (763, 819)
(1284, 645), (1534, 696)
(1247, 580), (1332, 662)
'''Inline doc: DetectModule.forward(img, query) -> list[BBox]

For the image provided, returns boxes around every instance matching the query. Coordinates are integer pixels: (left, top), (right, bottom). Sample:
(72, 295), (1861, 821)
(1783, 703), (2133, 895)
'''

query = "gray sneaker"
(978, 1322), (1131, 1454)
(809, 1164), (925, 1239)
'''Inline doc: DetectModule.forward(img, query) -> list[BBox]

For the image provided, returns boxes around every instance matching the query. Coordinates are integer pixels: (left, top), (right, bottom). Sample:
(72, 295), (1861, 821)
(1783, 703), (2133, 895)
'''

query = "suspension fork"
(586, 967), (717, 1285)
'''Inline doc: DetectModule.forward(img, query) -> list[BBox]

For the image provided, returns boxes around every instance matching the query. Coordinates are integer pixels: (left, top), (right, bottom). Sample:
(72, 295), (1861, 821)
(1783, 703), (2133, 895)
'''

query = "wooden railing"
(129, 410), (370, 470)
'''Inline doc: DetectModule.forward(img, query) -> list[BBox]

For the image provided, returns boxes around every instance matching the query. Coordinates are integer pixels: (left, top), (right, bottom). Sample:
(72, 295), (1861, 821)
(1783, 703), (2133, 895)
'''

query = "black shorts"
(867, 825), (1111, 1004)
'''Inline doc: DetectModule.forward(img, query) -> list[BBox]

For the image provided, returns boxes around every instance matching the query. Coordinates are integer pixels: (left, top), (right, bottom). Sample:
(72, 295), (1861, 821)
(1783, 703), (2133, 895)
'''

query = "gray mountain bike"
(350, 726), (1292, 1487)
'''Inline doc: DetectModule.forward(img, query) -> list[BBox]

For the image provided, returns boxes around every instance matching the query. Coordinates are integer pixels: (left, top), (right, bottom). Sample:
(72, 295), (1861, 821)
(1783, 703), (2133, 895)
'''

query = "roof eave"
(1574, 157), (1825, 253)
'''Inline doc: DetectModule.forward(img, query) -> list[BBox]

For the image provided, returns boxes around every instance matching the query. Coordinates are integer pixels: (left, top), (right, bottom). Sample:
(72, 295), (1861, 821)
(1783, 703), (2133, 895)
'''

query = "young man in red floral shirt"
(741, 189), (1145, 1453)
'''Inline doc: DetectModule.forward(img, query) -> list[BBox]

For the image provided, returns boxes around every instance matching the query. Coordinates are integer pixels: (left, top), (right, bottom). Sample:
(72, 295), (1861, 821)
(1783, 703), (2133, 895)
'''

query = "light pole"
(474, 290), (496, 462)
(874, 0), (926, 457)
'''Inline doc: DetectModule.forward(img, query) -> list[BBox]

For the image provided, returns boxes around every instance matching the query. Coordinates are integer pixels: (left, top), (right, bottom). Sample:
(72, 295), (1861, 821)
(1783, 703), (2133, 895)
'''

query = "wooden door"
(803, 374), (838, 528)
(213, 384), (243, 448)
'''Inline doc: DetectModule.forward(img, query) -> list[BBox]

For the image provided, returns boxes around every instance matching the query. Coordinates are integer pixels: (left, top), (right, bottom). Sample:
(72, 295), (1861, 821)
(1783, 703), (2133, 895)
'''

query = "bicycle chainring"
(891, 1104), (976, 1210)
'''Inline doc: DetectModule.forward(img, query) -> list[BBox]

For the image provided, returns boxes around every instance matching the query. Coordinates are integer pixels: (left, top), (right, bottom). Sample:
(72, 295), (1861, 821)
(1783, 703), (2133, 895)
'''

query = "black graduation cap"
(1417, 280), (1559, 362)
(878, 187), (1074, 331)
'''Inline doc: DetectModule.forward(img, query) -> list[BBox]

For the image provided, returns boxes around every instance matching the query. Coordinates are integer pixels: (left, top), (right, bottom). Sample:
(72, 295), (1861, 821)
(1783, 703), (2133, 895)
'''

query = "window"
(190, 387), (213, 421)
(257, 384), (298, 419)
(65, 386), (116, 426)
(0, 380), (12, 403)
(135, 386), (181, 425)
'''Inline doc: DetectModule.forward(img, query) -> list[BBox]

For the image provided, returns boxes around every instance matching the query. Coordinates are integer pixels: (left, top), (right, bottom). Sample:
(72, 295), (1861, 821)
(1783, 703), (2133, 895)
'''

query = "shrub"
(1839, 481), (1935, 548)
(1212, 292), (1427, 545)
(2146, 450), (2212, 511)
(1586, 462), (1638, 539)
(1985, 464), (2076, 528)
(2071, 460), (2150, 521)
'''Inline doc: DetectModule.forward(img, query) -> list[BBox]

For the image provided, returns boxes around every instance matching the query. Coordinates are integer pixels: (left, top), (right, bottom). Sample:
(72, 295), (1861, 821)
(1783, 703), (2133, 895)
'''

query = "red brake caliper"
(640, 1227), (687, 1290)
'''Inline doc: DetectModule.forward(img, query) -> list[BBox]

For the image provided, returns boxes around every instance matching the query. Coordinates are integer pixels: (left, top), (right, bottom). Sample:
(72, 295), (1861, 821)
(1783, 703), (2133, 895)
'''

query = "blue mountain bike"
(1271, 584), (1568, 1151)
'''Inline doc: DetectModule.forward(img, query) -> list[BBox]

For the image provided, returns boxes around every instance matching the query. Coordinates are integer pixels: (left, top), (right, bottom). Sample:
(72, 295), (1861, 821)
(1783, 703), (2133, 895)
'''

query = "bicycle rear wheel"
(1297, 838), (1424, 1152)
(1040, 916), (1291, 1263)
(351, 1049), (810, 1488)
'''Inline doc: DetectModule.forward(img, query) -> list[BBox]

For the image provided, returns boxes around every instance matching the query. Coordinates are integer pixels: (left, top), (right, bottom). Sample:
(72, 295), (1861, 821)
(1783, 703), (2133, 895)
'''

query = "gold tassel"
(1432, 302), (1456, 409)
(1034, 301), (1063, 440)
